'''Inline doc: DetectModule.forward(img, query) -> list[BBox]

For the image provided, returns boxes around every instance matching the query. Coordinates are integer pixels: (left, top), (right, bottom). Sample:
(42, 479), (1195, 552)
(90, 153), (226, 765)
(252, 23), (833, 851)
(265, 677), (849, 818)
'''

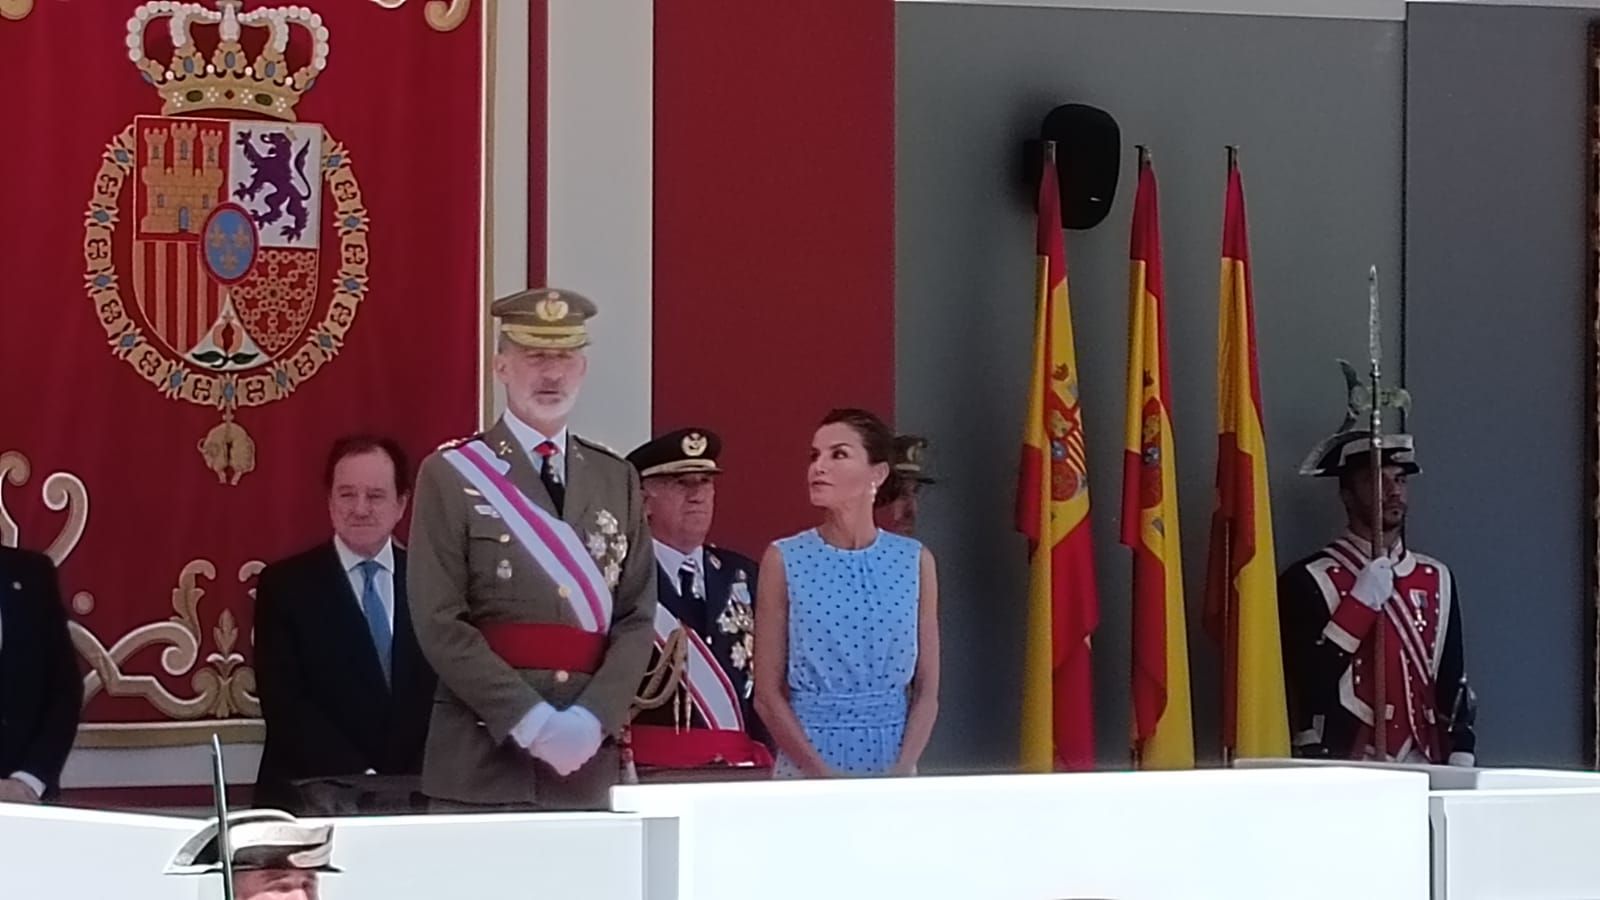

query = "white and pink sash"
(443, 440), (613, 633)
(652, 604), (744, 731)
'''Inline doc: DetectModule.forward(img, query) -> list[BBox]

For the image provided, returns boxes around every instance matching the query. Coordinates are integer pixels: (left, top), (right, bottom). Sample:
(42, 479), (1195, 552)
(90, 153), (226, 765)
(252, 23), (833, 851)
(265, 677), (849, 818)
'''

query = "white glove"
(531, 705), (604, 776)
(1349, 557), (1395, 611)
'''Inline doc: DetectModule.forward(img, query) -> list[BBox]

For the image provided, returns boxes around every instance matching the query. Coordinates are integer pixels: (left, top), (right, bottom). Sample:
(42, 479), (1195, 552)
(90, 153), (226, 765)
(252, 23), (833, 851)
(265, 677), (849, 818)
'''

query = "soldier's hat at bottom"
(1300, 430), (1421, 479)
(166, 810), (339, 875)
(627, 428), (724, 479)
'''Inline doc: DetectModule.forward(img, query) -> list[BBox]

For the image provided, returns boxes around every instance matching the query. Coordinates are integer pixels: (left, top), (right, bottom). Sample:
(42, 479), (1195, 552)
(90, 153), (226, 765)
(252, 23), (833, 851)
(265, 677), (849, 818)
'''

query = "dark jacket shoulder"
(707, 545), (758, 576)
(0, 546), (54, 580)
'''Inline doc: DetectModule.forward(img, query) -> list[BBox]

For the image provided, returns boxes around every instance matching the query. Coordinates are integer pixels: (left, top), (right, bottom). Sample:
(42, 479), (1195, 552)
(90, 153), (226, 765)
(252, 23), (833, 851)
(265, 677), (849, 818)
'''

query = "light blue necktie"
(357, 559), (392, 686)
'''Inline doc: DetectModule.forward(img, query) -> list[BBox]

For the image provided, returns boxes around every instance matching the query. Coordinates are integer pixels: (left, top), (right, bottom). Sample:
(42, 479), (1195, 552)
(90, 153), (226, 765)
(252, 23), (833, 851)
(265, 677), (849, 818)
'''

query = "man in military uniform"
(1277, 378), (1475, 765)
(874, 434), (935, 537)
(407, 288), (657, 809)
(623, 429), (771, 773)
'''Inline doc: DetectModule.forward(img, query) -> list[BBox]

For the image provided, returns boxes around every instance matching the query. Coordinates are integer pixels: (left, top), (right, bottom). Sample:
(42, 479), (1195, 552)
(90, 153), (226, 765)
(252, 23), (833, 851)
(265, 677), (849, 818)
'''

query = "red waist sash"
(481, 623), (606, 673)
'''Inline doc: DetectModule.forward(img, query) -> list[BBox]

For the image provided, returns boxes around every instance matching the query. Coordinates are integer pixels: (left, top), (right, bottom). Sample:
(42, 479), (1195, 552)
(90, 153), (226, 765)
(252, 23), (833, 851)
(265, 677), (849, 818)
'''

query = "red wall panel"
(653, 0), (897, 555)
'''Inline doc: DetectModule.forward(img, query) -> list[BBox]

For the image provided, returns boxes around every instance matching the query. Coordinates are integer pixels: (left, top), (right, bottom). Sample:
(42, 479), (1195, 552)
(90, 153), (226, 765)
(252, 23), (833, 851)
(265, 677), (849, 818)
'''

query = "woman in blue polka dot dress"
(754, 409), (941, 777)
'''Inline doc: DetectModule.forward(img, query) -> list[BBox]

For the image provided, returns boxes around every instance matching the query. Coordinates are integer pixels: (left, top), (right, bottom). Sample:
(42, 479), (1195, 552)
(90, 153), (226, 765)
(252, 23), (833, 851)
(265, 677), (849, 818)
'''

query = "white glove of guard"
(1349, 557), (1396, 611)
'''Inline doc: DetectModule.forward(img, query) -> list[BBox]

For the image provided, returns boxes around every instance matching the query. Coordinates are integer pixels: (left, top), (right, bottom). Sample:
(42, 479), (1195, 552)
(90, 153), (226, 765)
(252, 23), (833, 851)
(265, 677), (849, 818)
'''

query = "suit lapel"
(702, 548), (734, 642)
(0, 568), (17, 685)
(318, 543), (390, 699)
(483, 418), (559, 519)
(389, 549), (422, 705)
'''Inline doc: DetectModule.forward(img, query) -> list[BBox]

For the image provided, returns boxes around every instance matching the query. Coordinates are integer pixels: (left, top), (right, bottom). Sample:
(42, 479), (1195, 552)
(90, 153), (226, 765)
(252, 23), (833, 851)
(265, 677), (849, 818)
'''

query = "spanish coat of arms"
(83, 0), (371, 485)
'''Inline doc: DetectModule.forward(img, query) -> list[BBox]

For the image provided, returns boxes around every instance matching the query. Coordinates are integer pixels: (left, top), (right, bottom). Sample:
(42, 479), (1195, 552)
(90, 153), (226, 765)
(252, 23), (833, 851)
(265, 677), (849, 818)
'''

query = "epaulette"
(572, 433), (624, 459)
(436, 432), (483, 451)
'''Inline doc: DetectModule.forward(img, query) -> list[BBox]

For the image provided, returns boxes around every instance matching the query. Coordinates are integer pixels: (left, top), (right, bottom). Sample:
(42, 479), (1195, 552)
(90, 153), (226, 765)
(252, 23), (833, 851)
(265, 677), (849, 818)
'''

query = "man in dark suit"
(0, 546), (82, 803)
(253, 435), (436, 811)
(624, 428), (771, 772)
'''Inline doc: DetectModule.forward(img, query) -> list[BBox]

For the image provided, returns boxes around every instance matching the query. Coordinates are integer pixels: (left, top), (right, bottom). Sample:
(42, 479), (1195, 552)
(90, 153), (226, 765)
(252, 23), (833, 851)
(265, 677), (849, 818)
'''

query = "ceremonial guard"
(624, 429), (772, 773)
(1277, 364), (1476, 765)
(408, 289), (657, 809)
(166, 809), (337, 900)
(874, 434), (936, 537)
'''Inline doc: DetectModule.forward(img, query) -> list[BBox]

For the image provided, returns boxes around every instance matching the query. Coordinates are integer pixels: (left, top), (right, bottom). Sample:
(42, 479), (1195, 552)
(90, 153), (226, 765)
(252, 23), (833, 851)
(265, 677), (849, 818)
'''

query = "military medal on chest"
(717, 568), (757, 695)
(586, 509), (628, 589)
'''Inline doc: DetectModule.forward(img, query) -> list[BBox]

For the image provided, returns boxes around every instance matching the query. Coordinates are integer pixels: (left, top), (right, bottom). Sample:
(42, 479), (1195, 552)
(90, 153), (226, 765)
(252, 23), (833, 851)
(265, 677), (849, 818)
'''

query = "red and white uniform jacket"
(1277, 533), (1475, 765)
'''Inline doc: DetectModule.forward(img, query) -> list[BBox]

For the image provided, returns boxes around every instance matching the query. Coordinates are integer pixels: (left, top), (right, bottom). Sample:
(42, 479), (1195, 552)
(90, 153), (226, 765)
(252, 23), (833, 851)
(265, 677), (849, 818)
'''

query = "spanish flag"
(1018, 146), (1101, 772)
(1202, 157), (1290, 760)
(1123, 155), (1195, 769)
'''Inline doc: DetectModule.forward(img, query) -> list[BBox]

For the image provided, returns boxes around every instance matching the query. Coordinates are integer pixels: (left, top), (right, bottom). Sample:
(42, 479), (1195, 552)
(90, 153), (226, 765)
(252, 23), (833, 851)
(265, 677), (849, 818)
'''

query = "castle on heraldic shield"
(84, 0), (370, 486)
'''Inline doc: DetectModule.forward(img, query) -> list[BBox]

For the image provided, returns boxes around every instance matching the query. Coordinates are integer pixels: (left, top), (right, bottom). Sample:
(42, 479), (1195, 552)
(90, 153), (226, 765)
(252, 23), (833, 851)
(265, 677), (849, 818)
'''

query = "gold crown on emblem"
(682, 433), (709, 457)
(126, 1), (331, 122)
(534, 293), (570, 323)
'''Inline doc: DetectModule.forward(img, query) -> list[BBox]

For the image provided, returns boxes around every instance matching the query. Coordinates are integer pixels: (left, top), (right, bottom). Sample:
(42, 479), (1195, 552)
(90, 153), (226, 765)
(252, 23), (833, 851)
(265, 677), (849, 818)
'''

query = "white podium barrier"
(1465, 768), (1600, 790)
(613, 767), (1431, 900)
(1429, 786), (1600, 900)
(0, 802), (655, 899)
(0, 803), (197, 896)
(1237, 756), (1600, 791)
(1234, 756), (1482, 789)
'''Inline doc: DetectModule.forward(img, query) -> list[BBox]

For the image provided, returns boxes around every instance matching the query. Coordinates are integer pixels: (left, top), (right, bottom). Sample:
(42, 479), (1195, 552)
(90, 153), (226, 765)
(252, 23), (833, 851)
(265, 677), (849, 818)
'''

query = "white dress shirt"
(502, 409), (569, 484)
(333, 535), (396, 633)
(653, 540), (706, 600)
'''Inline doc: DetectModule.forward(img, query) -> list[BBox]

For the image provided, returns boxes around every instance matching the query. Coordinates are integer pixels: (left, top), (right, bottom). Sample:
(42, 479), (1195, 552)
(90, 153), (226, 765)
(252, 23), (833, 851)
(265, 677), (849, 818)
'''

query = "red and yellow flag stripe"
(1123, 156), (1194, 769)
(1202, 160), (1290, 759)
(1019, 149), (1101, 772)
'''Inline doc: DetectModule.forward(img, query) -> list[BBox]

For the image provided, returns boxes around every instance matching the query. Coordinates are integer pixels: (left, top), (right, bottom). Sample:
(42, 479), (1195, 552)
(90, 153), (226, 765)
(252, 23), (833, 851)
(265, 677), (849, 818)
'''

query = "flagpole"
(1218, 145), (1238, 767)
(1367, 267), (1389, 762)
(1131, 142), (1149, 771)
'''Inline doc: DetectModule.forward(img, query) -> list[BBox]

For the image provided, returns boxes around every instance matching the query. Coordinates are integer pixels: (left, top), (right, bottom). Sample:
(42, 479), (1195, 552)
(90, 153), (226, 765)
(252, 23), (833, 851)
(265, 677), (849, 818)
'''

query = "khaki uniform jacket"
(407, 418), (657, 805)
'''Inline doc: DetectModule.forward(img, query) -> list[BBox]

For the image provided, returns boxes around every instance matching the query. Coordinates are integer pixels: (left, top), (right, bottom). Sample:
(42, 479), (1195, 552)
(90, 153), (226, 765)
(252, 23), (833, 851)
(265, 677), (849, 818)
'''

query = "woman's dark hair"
(819, 408), (902, 500)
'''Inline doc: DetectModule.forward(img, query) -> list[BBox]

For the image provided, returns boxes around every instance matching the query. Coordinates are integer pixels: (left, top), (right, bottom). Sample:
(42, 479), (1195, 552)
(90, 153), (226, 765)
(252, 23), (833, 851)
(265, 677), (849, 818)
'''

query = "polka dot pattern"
(770, 528), (920, 778)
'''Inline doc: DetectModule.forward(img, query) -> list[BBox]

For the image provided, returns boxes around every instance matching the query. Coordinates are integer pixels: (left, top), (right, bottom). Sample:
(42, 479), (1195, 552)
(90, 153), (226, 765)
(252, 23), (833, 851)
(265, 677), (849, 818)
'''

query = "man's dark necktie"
(678, 557), (698, 600)
(535, 440), (565, 515)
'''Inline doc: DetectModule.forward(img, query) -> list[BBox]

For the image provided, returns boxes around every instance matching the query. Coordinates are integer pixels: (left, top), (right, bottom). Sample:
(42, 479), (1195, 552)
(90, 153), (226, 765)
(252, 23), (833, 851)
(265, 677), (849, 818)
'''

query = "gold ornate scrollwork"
(76, 558), (261, 719)
(0, 0), (34, 22)
(0, 451), (28, 547)
(41, 471), (88, 566)
(0, 452), (88, 567)
(425, 0), (471, 31)
(370, 0), (471, 32)
(1, 451), (263, 732)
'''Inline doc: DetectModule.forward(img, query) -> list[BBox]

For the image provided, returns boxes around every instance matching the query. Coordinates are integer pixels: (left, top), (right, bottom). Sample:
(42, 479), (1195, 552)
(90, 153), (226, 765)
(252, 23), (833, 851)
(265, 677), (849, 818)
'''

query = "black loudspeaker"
(1023, 103), (1120, 230)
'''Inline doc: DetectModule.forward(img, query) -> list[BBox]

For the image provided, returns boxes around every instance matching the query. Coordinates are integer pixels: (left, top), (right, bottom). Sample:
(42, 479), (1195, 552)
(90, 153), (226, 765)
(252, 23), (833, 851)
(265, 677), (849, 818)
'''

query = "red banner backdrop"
(0, 0), (482, 747)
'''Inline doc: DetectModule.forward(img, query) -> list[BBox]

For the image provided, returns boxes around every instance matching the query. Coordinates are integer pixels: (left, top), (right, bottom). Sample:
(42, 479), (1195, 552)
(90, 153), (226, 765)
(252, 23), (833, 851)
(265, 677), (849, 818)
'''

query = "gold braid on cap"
(500, 323), (589, 349)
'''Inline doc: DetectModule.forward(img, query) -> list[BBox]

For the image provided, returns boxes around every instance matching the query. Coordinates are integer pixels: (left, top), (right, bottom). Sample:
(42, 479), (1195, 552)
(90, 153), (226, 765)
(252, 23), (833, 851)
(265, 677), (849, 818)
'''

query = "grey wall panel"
(897, 2), (1405, 768)
(1405, 3), (1592, 767)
